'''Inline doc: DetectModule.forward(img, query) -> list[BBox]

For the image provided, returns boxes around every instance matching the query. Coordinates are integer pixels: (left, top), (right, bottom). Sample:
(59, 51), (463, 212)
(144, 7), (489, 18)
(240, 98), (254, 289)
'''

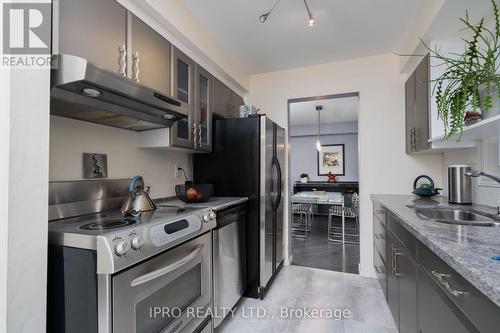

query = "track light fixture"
(303, 0), (315, 27)
(259, 0), (315, 27)
(259, 0), (281, 23)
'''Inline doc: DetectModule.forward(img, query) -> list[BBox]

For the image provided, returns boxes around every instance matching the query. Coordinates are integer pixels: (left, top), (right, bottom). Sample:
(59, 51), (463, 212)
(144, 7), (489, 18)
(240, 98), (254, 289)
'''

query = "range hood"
(50, 54), (188, 131)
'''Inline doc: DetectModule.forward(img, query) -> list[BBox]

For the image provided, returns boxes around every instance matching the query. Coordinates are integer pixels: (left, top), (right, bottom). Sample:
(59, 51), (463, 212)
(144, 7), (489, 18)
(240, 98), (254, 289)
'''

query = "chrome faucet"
(464, 170), (500, 214)
(464, 170), (500, 184)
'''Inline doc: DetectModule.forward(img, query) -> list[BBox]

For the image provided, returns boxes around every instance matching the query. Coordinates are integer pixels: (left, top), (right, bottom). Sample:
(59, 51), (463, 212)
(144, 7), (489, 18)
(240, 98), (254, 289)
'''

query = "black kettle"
(412, 175), (441, 197)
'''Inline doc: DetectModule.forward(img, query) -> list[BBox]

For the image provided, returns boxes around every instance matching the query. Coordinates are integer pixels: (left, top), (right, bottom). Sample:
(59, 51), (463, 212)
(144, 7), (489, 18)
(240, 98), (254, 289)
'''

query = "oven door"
(112, 232), (212, 333)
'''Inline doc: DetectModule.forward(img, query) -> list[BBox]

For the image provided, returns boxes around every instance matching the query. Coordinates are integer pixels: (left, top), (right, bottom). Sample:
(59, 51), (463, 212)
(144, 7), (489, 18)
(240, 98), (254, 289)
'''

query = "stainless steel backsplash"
(49, 179), (131, 221)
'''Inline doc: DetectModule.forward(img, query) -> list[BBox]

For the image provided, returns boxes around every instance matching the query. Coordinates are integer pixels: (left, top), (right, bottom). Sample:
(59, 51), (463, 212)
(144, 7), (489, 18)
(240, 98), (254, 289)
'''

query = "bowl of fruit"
(175, 183), (214, 203)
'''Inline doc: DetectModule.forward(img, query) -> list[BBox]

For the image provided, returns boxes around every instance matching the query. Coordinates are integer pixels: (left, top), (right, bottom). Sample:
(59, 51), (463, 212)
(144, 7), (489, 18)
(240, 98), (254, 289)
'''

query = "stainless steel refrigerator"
(193, 115), (285, 299)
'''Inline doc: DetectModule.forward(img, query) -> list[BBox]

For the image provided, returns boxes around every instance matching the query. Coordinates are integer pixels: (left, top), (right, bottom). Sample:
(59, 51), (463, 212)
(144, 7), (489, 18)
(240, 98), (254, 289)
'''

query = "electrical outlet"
(175, 165), (182, 178)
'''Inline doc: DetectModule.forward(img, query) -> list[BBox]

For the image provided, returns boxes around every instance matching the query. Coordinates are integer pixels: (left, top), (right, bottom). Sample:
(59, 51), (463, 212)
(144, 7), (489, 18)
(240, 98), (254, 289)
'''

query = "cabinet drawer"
(387, 211), (416, 258)
(373, 201), (386, 224)
(419, 243), (500, 333)
(374, 248), (387, 299)
(373, 215), (386, 262)
(418, 268), (475, 333)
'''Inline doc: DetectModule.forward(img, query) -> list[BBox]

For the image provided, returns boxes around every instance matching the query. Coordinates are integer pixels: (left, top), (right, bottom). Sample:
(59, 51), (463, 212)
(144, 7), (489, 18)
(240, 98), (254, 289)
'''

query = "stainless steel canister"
(448, 165), (472, 204)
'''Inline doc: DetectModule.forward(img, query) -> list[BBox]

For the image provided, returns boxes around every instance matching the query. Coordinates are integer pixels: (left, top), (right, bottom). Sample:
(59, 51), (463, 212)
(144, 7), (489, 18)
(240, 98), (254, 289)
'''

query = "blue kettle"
(412, 175), (441, 197)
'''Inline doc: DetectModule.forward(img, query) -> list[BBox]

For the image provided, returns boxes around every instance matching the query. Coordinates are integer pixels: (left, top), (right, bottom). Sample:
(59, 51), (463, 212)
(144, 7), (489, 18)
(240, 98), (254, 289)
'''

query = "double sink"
(408, 206), (500, 227)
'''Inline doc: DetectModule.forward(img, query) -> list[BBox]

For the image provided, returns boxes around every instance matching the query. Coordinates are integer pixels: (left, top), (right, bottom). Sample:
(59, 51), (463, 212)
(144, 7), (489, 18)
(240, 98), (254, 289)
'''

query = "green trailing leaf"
(418, 0), (500, 139)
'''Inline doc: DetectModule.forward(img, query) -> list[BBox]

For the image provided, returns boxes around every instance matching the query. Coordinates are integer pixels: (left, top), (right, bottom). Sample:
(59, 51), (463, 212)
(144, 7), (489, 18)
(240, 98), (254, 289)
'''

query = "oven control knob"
(209, 212), (216, 220)
(115, 241), (130, 256)
(203, 215), (210, 223)
(131, 236), (144, 250)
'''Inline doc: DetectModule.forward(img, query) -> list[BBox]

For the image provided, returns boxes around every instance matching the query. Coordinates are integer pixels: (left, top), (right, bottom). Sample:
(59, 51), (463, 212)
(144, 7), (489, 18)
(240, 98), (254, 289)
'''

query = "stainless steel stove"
(47, 180), (215, 333)
(49, 205), (215, 275)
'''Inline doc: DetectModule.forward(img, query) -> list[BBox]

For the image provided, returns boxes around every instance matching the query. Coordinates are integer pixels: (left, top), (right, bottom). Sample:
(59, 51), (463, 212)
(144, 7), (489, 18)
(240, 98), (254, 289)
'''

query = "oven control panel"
(149, 215), (204, 247)
(96, 209), (216, 274)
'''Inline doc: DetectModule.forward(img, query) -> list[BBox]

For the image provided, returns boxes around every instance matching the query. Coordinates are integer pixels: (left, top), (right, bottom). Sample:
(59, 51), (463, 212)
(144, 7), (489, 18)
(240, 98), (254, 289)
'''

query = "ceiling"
(181, 0), (427, 73)
(289, 96), (359, 126)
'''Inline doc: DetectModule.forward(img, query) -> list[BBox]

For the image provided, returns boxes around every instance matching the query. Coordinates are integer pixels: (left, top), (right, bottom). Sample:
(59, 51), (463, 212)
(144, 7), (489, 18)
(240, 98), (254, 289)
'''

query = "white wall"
(6, 69), (50, 332)
(0, 66), (10, 333)
(247, 54), (443, 277)
(50, 116), (192, 199)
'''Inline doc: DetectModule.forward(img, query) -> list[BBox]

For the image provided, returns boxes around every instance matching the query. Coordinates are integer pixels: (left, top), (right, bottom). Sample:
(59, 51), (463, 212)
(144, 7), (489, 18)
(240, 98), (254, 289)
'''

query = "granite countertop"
(155, 197), (248, 212)
(372, 194), (500, 307)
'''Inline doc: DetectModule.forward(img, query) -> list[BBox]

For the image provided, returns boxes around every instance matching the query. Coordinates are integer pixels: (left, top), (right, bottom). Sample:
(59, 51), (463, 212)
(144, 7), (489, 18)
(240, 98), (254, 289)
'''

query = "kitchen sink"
(411, 207), (500, 227)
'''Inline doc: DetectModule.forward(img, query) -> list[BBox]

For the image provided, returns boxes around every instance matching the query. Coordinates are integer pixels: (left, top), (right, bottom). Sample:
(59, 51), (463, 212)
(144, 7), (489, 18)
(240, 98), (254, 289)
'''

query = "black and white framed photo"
(317, 144), (345, 176)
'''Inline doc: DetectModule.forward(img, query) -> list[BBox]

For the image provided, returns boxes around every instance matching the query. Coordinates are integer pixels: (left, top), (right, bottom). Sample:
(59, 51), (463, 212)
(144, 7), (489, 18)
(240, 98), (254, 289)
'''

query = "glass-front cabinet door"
(195, 65), (212, 152)
(171, 47), (195, 149)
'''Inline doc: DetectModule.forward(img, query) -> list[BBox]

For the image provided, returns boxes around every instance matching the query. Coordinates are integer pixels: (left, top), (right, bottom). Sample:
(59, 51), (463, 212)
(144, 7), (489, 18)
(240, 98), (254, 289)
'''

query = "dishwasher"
(212, 204), (247, 328)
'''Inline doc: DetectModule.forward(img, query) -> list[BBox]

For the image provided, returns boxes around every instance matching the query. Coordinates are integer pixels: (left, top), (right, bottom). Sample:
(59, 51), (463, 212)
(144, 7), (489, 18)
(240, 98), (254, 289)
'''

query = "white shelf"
(429, 114), (500, 143)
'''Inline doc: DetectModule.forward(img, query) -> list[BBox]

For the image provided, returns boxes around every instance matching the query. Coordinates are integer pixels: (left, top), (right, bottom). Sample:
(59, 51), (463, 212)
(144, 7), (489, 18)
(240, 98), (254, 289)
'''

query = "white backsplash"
(442, 136), (500, 207)
(49, 116), (192, 199)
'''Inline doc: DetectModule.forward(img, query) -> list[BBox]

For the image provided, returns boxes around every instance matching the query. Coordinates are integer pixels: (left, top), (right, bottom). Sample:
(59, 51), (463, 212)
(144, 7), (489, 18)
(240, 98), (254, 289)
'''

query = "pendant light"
(316, 105), (322, 151)
(259, 0), (315, 27)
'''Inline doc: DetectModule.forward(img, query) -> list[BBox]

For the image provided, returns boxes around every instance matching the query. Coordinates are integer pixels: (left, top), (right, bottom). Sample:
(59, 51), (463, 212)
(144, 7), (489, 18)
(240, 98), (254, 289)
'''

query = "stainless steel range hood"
(50, 54), (188, 131)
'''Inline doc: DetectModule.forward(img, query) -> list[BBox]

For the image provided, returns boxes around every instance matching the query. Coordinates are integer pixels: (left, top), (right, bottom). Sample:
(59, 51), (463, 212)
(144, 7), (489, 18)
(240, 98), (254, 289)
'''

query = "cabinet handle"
(198, 124), (202, 147)
(192, 123), (197, 149)
(410, 128), (414, 150)
(119, 44), (127, 76)
(431, 270), (468, 297)
(132, 52), (140, 82)
(391, 245), (404, 278)
(413, 128), (416, 150)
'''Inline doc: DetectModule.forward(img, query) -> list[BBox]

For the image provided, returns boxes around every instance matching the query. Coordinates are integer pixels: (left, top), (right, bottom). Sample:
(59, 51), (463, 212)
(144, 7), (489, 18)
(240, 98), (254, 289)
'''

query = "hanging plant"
(427, 0), (500, 139)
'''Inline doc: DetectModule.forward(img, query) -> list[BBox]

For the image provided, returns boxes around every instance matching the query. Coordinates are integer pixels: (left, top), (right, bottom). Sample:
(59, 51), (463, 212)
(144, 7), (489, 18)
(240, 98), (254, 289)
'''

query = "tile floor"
(291, 216), (360, 273)
(216, 265), (397, 333)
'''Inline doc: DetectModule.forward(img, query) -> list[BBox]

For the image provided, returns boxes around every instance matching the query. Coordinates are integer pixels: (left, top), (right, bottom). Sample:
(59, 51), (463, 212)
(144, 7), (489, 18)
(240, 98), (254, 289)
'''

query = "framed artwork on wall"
(318, 144), (345, 176)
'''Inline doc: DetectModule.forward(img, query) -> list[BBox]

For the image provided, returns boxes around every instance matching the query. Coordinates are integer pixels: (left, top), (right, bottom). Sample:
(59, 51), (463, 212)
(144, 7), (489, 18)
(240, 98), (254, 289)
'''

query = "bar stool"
(328, 193), (359, 244)
(291, 200), (314, 238)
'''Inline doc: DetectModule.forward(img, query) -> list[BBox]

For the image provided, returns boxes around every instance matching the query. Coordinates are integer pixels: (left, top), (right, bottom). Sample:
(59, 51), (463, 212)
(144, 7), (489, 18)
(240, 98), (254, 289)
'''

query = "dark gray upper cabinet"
(194, 65), (212, 152)
(406, 54), (431, 153)
(56, 0), (127, 73)
(212, 77), (232, 118)
(405, 71), (416, 154)
(170, 46), (195, 149)
(231, 92), (244, 118)
(414, 55), (431, 150)
(212, 78), (244, 119)
(130, 14), (171, 95)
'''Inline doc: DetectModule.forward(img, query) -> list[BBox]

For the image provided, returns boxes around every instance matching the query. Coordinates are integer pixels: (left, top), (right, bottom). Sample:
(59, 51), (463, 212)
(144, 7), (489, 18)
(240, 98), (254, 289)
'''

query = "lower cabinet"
(418, 269), (472, 333)
(398, 243), (418, 333)
(386, 229), (418, 332)
(373, 200), (500, 333)
(386, 231), (400, 329)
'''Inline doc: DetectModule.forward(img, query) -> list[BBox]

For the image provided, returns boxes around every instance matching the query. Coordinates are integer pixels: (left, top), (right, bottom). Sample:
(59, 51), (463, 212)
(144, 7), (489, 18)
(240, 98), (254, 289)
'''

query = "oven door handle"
(130, 245), (204, 287)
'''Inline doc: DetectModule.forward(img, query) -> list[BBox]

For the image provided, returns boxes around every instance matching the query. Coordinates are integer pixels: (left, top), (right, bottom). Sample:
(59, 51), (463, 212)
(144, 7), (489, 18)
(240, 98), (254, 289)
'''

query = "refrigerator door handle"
(271, 157), (278, 209)
(275, 157), (282, 209)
